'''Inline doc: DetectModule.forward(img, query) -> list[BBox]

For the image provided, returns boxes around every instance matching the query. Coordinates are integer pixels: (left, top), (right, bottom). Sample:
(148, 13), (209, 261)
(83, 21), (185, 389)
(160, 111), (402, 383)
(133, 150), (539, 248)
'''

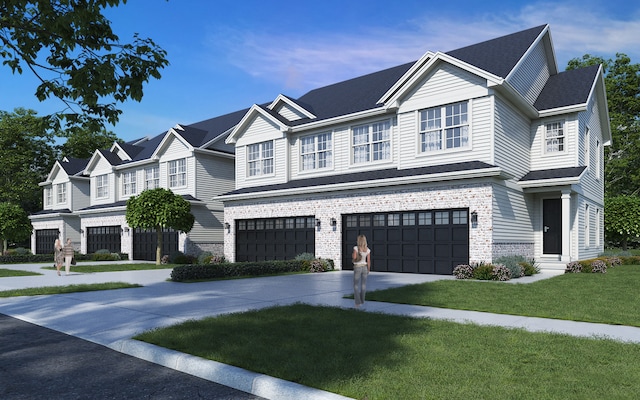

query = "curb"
(109, 339), (353, 400)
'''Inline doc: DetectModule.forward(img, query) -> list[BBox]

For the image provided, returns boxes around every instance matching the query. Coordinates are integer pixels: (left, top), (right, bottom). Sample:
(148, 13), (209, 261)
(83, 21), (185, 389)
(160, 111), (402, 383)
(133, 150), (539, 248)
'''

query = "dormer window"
(545, 121), (565, 153)
(96, 174), (109, 199)
(45, 187), (53, 207)
(248, 141), (274, 176)
(56, 183), (66, 204)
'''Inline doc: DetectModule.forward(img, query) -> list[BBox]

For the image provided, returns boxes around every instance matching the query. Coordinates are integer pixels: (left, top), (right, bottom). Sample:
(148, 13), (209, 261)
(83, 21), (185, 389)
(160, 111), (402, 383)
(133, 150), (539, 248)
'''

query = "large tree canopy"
(0, 0), (169, 129)
(567, 53), (640, 196)
(126, 188), (194, 264)
(0, 202), (33, 252)
(0, 108), (56, 213)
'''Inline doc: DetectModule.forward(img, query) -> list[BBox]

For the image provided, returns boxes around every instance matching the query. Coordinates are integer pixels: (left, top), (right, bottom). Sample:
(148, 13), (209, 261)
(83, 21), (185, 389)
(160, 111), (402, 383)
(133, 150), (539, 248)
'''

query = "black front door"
(543, 198), (562, 254)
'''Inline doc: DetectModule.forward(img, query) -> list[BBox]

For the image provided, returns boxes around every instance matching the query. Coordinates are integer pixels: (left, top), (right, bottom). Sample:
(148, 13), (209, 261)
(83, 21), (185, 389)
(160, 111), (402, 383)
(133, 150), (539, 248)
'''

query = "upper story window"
(420, 102), (469, 152)
(145, 166), (159, 190)
(45, 187), (53, 207)
(96, 174), (109, 199)
(596, 139), (601, 181)
(247, 141), (274, 176)
(169, 158), (187, 188)
(301, 132), (332, 171)
(122, 171), (137, 196)
(56, 183), (66, 204)
(584, 127), (590, 171)
(545, 121), (565, 153)
(352, 120), (391, 164)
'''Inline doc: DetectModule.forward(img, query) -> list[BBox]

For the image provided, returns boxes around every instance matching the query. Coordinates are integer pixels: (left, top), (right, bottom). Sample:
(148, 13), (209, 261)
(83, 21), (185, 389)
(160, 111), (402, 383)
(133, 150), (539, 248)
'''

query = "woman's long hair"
(356, 234), (368, 252)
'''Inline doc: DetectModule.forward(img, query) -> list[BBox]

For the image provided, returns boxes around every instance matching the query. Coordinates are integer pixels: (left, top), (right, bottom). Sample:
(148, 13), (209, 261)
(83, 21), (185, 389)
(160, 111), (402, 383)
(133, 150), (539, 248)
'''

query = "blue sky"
(1, 0), (639, 142)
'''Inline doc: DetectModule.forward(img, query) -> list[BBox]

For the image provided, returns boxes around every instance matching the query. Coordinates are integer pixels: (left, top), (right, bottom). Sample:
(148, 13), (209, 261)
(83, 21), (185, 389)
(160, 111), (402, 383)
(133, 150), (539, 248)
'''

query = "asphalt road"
(0, 314), (265, 400)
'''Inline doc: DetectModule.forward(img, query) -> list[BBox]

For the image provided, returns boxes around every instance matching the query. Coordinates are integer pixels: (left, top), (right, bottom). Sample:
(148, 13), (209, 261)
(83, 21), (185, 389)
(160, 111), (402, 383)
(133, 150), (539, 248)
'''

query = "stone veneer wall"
(223, 182), (495, 269)
(492, 242), (535, 261)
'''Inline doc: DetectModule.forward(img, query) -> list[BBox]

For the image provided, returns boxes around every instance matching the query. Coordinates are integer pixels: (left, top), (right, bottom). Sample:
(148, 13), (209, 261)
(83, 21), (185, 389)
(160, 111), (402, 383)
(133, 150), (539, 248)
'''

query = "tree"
(567, 54), (640, 196)
(0, 0), (169, 130)
(0, 202), (33, 253)
(126, 188), (194, 264)
(604, 195), (640, 250)
(59, 126), (120, 159)
(0, 108), (57, 213)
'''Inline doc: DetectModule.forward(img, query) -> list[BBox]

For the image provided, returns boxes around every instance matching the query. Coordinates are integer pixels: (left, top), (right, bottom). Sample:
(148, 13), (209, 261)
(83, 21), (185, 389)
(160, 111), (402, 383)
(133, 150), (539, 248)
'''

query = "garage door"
(87, 226), (121, 254)
(342, 209), (469, 274)
(236, 216), (315, 262)
(35, 229), (60, 255)
(133, 228), (178, 261)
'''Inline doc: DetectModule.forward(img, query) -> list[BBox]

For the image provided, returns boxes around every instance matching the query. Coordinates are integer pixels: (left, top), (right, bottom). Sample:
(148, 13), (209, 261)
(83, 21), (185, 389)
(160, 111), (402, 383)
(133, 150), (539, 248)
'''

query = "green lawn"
(365, 264), (640, 327)
(0, 282), (142, 297)
(0, 268), (41, 277)
(136, 304), (640, 400)
(41, 263), (174, 273)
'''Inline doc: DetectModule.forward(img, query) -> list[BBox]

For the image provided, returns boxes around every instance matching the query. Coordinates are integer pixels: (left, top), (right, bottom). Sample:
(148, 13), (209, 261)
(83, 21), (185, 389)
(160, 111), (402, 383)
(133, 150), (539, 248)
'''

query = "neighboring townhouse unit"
(30, 111), (241, 259)
(219, 24), (611, 273)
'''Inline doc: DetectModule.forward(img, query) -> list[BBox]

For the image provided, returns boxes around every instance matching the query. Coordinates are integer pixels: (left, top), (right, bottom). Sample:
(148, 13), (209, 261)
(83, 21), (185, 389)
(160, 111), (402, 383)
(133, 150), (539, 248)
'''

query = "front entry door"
(543, 198), (562, 254)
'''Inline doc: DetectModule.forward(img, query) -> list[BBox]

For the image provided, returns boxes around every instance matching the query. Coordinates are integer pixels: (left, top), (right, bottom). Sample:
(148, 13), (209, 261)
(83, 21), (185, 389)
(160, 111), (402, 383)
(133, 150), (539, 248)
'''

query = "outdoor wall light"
(470, 211), (478, 224)
(330, 218), (337, 227)
(80, 229), (84, 235)
(123, 227), (130, 233)
(224, 222), (230, 233)
(316, 218), (321, 227)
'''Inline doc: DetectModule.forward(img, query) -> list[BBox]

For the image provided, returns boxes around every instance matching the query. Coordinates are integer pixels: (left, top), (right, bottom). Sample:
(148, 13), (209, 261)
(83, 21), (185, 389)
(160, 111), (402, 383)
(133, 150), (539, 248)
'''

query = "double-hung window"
(352, 120), (391, 164)
(247, 141), (274, 176)
(545, 122), (565, 153)
(301, 132), (332, 171)
(56, 183), (66, 204)
(96, 174), (109, 199)
(169, 158), (187, 188)
(145, 166), (159, 190)
(419, 102), (469, 152)
(122, 171), (137, 196)
(45, 187), (53, 207)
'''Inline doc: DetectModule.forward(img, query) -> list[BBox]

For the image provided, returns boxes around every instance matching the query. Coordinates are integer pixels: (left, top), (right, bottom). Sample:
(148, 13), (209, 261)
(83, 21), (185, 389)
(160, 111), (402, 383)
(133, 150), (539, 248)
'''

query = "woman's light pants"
(353, 266), (369, 306)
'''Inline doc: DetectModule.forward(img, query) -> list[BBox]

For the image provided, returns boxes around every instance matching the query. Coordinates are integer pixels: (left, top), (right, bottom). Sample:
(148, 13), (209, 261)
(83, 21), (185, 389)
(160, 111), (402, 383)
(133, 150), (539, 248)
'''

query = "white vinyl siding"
(493, 96), (531, 178)
(506, 40), (550, 105)
(145, 166), (159, 190)
(169, 158), (187, 188)
(275, 103), (307, 121)
(530, 117), (576, 170)
(492, 182), (534, 243)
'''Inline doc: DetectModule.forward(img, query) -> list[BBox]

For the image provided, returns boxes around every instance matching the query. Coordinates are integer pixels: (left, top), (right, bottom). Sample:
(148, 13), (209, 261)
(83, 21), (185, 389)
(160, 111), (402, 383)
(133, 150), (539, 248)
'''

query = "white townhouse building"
(218, 24), (611, 272)
(30, 110), (244, 260)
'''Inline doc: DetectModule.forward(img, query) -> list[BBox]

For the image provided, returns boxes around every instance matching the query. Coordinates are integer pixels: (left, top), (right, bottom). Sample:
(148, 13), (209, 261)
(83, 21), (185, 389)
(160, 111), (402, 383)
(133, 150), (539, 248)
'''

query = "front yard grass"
(41, 263), (174, 273)
(364, 264), (640, 327)
(135, 303), (640, 400)
(0, 282), (141, 297)
(0, 268), (41, 277)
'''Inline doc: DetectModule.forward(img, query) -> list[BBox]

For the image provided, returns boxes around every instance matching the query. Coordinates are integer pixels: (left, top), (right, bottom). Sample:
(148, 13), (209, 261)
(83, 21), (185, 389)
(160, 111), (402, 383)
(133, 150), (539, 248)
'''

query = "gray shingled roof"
(59, 157), (89, 176)
(223, 161), (496, 196)
(446, 25), (547, 78)
(534, 65), (599, 111)
(519, 166), (586, 181)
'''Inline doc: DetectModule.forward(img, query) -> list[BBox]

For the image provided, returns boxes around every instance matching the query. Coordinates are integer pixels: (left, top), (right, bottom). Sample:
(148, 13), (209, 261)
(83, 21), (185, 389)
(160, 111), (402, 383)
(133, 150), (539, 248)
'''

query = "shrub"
(606, 257), (622, 267)
(473, 263), (495, 280)
(91, 250), (122, 261)
(493, 255), (527, 278)
(169, 259), (333, 282)
(453, 264), (474, 279)
(591, 259), (607, 273)
(295, 252), (316, 261)
(210, 255), (226, 264)
(169, 251), (196, 264)
(308, 259), (332, 272)
(565, 261), (582, 273)
(197, 251), (212, 264)
(491, 263), (511, 281)
(519, 260), (540, 276)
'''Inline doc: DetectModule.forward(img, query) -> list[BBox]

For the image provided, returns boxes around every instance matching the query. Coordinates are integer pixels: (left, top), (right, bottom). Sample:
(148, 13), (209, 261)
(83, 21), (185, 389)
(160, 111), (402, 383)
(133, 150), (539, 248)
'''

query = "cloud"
(206, 1), (640, 94)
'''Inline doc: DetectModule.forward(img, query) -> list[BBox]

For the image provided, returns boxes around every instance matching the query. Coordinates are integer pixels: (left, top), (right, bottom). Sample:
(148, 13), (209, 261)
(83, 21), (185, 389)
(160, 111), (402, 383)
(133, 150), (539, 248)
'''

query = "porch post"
(561, 190), (571, 262)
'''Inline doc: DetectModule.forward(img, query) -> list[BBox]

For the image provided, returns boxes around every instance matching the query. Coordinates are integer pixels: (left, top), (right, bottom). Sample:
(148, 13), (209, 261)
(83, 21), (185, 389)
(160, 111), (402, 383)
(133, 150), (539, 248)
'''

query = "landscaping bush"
(492, 263), (511, 281)
(453, 264), (475, 279)
(308, 258), (334, 272)
(494, 255), (527, 278)
(591, 259), (607, 273)
(170, 259), (330, 282)
(472, 263), (495, 280)
(169, 251), (196, 265)
(91, 249), (123, 261)
(197, 251), (212, 264)
(565, 261), (582, 273)
(295, 252), (316, 261)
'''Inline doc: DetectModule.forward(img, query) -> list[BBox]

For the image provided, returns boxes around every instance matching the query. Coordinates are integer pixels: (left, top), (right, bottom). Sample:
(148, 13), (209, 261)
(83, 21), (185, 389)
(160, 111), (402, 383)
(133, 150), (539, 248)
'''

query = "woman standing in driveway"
(62, 238), (74, 276)
(352, 234), (371, 309)
(54, 238), (63, 276)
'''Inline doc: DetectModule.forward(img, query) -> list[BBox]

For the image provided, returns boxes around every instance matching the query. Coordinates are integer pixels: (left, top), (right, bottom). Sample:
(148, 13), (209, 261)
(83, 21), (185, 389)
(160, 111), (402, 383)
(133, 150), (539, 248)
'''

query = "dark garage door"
(342, 209), (469, 274)
(236, 216), (315, 262)
(133, 228), (178, 261)
(35, 229), (60, 255)
(87, 226), (121, 254)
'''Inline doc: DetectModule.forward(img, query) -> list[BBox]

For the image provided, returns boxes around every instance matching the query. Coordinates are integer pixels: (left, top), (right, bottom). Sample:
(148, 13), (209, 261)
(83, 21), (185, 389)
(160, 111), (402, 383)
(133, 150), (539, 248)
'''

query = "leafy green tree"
(126, 188), (194, 264)
(59, 126), (121, 159)
(0, 0), (169, 129)
(567, 53), (640, 196)
(0, 202), (33, 253)
(604, 195), (640, 250)
(0, 108), (56, 213)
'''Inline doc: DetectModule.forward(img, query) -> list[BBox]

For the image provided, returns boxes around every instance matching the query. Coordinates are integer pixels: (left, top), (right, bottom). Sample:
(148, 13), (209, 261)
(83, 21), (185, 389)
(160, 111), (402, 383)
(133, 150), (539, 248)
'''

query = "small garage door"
(35, 229), (60, 255)
(342, 209), (469, 274)
(236, 216), (315, 262)
(87, 226), (121, 254)
(133, 228), (178, 261)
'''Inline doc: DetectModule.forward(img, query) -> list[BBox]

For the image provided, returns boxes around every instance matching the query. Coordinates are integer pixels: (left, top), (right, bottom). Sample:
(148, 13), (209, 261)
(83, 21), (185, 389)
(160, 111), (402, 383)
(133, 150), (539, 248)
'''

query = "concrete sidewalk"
(1, 262), (639, 399)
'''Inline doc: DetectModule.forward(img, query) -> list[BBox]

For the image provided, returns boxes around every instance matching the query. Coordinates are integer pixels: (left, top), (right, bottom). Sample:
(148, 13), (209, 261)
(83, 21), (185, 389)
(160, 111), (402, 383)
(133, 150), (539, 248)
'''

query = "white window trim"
(96, 174), (109, 199)
(585, 204), (590, 248)
(168, 158), (187, 188)
(144, 166), (160, 190)
(596, 139), (601, 181)
(122, 171), (137, 197)
(45, 187), (53, 207)
(584, 127), (590, 172)
(299, 131), (333, 173)
(56, 183), (66, 204)
(543, 120), (566, 155)
(417, 101), (471, 156)
(350, 119), (392, 166)
(247, 141), (275, 178)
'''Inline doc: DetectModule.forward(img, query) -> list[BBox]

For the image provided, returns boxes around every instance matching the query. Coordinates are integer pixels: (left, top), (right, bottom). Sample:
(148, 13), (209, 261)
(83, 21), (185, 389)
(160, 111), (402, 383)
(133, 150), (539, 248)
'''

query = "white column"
(561, 190), (572, 262)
